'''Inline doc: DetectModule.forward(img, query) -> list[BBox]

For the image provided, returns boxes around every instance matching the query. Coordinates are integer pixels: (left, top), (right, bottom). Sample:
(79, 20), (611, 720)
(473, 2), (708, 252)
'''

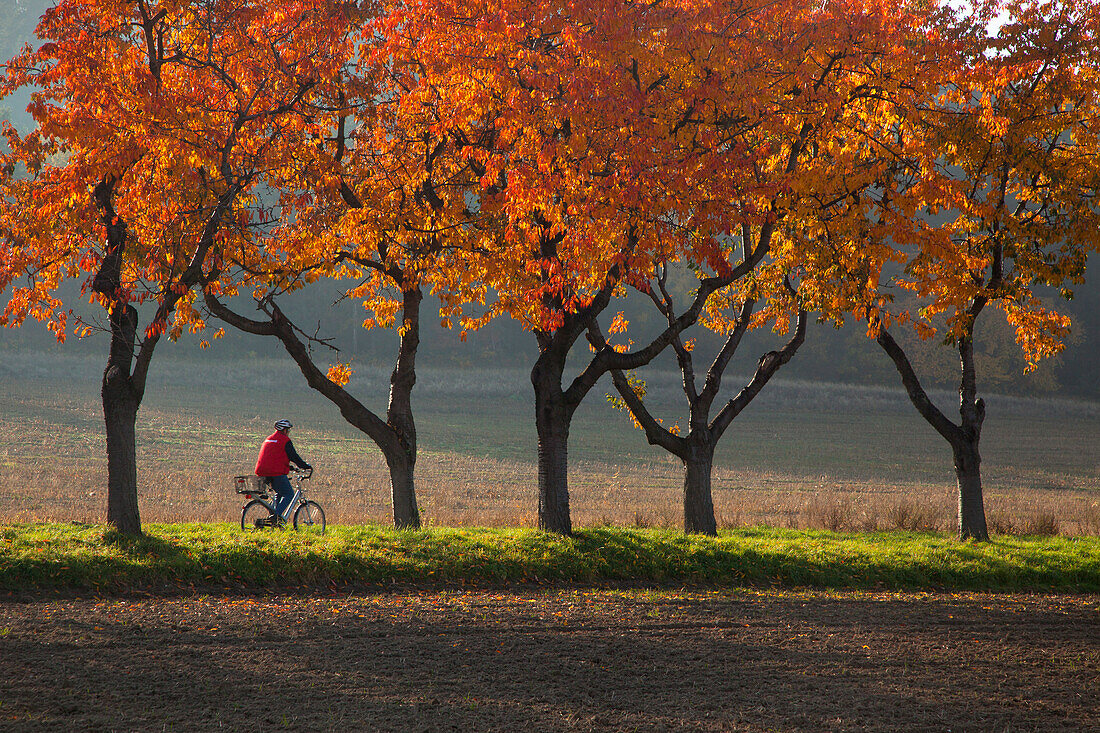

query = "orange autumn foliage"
(0, 0), (350, 341)
(363, 0), (967, 345)
(793, 0), (1100, 369)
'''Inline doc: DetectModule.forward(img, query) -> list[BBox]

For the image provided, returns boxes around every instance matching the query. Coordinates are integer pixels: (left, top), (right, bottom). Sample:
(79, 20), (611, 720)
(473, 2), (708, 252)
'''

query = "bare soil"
(0, 589), (1097, 732)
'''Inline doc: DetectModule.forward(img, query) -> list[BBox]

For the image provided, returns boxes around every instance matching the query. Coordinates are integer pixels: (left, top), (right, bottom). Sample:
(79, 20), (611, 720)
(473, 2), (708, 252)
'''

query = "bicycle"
(234, 466), (326, 534)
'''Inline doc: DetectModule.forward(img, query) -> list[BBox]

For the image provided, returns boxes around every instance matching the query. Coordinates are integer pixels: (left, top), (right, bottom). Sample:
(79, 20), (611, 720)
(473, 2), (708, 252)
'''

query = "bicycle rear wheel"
(293, 500), (326, 534)
(241, 499), (276, 531)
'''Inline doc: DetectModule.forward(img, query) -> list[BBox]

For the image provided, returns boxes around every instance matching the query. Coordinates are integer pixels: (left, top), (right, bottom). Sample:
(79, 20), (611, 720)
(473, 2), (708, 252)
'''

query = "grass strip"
(1, 523), (1098, 594)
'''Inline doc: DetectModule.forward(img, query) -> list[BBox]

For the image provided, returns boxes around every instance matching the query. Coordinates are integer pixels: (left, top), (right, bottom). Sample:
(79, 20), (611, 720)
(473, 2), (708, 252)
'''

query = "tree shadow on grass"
(570, 527), (867, 588)
(103, 528), (189, 560)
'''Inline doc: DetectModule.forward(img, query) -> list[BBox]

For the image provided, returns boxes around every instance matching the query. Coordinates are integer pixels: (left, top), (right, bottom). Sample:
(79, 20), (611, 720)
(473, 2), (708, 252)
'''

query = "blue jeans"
(270, 475), (294, 518)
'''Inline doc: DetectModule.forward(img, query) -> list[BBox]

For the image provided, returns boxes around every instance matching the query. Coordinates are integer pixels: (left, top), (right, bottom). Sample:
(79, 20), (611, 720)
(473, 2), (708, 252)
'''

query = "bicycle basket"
(234, 475), (269, 494)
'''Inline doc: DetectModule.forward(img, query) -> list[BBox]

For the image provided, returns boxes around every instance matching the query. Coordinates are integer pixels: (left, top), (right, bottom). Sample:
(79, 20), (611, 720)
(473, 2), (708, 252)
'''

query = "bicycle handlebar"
(290, 466), (314, 480)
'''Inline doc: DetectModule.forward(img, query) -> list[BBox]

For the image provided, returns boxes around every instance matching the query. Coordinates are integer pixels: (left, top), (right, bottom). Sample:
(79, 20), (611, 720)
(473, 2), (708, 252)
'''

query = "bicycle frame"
(237, 467), (325, 533)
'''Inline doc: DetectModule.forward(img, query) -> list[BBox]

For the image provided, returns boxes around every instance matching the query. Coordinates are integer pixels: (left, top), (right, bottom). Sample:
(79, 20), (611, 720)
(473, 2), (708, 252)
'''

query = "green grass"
(2, 523), (1098, 594)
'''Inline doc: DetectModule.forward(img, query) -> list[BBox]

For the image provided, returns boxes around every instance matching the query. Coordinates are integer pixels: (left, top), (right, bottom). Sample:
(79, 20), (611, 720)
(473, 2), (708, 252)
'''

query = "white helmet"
(274, 419), (293, 431)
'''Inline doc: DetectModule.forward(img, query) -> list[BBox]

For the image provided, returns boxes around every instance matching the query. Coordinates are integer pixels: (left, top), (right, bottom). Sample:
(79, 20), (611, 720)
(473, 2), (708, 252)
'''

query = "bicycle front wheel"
(241, 499), (275, 531)
(293, 500), (326, 534)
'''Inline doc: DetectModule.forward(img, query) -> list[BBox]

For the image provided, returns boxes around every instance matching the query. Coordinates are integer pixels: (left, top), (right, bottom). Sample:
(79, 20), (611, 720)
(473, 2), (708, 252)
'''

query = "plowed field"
(1, 589), (1097, 731)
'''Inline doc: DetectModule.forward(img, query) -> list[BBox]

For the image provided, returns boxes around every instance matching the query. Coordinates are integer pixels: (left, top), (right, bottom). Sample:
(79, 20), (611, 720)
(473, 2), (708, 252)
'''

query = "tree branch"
(204, 290), (401, 451)
(697, 297), (755, 417)
(877, 327), (965, 445)
(587, 322), (687, 457)
(711, 308), (806, 440)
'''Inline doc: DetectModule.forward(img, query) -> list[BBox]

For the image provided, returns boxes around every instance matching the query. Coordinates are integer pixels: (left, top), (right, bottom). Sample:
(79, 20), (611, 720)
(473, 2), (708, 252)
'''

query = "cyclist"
(255, 419), (312, 523)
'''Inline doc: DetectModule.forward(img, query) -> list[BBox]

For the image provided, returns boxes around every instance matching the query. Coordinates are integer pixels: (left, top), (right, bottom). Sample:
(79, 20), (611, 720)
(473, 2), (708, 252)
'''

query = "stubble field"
(1, 351), (1098, 534)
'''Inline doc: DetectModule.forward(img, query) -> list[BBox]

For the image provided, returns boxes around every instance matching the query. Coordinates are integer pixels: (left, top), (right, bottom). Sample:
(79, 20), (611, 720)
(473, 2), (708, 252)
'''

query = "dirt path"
(0, 589), (1097, 732)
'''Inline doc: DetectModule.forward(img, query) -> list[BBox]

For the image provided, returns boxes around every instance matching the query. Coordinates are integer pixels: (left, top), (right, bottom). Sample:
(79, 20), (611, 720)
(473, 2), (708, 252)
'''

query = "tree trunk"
(533, 359), (573, 535)
(877, 327), (990, 542)
(385, 288), (421, 529)
(955, 332), (989, 541)
(953, 439), (988, 541)
(386, 451), (419, 530)
(683, 445), (717, 535)
(536, 415), (571, 535)
(102, 303), (142, 535)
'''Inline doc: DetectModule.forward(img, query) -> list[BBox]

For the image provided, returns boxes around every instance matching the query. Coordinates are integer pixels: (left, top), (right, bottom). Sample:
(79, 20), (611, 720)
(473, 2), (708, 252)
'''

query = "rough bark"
(93, 178), (143, 535)
(953, 439), (988, 541)
(101, 302), (142, 535)
(954, 333), (988, 541)
(532, 353), (573, 535)
(385, 450), (420, 530)
(526, 216), (776, 535)
(682, 444), (717, 536)
(385, 289), (421, 528)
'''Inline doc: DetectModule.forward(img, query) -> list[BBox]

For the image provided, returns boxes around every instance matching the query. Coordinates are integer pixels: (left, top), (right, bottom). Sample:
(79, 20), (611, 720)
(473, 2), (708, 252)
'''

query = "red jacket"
(255, 431), (291, 477)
